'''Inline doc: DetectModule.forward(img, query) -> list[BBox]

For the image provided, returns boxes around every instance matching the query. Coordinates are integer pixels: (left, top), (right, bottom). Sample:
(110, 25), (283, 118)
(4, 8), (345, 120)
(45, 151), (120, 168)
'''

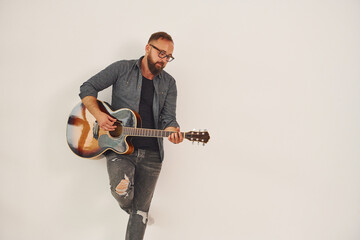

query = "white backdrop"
(1, 0), (360, 239)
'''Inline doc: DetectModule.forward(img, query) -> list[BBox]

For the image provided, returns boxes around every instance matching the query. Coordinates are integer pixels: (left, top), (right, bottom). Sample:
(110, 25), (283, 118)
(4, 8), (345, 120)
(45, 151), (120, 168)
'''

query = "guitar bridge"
(93, 121), (100, 140)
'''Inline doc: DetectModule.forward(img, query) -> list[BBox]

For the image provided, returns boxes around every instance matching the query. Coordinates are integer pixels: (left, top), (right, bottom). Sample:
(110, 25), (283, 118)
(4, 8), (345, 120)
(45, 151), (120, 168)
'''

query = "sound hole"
(109, 120), (123, 137)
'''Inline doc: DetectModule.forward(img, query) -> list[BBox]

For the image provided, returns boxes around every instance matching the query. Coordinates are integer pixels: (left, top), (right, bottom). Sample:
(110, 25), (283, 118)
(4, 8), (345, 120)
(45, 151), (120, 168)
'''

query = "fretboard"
(122, 127), (184, 138)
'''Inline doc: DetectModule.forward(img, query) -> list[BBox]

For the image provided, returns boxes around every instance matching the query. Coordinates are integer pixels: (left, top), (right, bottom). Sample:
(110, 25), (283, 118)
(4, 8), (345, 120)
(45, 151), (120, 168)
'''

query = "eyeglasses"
(149, 44), (175, 62)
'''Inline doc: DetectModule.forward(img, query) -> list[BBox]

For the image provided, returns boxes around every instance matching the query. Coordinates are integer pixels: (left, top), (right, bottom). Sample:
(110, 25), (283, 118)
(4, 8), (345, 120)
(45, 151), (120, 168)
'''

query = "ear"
(145, 44), (151, 54)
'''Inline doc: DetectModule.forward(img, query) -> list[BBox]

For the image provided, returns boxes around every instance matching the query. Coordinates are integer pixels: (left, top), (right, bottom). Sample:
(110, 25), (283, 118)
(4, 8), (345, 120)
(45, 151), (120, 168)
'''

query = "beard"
(147, 55), (165, 76)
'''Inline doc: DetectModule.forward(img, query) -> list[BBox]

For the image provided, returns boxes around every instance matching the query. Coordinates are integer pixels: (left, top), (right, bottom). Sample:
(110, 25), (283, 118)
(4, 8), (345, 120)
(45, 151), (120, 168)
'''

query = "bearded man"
(79, 31), (183, 240)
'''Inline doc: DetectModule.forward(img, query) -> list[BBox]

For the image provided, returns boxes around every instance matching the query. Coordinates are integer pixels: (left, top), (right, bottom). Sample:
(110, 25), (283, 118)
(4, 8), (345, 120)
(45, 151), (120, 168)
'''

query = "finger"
(170, 133), (176, 142)
(107, 125), (117, 130)
(103, 122), (116, 130)
(173, 130), (180, 143)
(175, 128), (183, 142)
(173, 132), (179, 144)
(101, 126), (111, 131)
(178, 132), (183, 142)
(168, 133), (175, 144)
(108, 115), (117, 122)
(106, 119), (116, 126)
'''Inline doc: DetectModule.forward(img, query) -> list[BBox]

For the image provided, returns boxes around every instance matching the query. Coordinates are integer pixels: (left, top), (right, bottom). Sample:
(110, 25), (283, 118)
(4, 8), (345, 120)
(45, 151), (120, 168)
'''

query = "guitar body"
(66, 101), (141, 158)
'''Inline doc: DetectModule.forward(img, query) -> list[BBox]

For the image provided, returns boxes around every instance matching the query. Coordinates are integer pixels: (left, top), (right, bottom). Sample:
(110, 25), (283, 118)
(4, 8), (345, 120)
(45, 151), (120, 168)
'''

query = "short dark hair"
(148, 31), (173, 43)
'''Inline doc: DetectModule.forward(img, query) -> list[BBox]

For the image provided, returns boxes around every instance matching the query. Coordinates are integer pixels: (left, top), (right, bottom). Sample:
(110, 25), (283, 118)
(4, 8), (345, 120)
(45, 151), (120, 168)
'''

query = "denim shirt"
(79, 56), (179, 161)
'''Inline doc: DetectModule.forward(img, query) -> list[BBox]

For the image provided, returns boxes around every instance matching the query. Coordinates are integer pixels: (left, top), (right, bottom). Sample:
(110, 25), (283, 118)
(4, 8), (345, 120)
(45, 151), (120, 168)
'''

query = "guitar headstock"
(185, 130), (210, 145)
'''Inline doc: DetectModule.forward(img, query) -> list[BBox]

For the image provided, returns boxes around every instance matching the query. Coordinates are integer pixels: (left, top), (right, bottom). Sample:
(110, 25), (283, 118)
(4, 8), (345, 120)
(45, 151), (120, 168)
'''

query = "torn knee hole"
(115, 176), (130, 196)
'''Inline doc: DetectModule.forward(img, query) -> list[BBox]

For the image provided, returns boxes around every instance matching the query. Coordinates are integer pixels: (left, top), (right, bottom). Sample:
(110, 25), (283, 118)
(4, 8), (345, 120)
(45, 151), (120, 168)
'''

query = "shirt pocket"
(114, 74), (138, 103)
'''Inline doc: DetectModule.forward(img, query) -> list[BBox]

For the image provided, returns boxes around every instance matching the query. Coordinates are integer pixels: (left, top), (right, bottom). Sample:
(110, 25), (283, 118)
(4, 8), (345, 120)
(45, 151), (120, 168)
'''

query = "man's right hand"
(95, 112), (117, 131)
(81, 96), (117, 131)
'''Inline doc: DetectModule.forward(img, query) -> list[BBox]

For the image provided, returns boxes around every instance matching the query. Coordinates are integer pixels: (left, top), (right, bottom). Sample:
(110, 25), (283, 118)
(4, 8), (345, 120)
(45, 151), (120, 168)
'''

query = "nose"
(160, 56), (167, 62)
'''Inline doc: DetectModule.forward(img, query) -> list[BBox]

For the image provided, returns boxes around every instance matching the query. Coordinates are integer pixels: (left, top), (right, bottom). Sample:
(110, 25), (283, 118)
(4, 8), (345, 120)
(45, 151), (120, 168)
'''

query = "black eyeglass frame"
(149, 44), (175, 62)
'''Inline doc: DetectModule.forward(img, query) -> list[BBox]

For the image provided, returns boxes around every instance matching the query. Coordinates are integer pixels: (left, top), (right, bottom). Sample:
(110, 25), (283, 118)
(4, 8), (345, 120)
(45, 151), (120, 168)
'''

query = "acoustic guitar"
(66, 100), (210, 158)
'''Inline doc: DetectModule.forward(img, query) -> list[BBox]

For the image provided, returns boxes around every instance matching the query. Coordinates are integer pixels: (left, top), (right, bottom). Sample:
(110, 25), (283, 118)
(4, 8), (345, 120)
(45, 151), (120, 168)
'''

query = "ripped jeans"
(106, 149), (162, 240)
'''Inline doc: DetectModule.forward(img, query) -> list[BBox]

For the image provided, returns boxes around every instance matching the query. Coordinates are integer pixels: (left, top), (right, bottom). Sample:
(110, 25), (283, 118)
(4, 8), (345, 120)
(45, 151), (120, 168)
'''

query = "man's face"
(146, 38), (174, 76)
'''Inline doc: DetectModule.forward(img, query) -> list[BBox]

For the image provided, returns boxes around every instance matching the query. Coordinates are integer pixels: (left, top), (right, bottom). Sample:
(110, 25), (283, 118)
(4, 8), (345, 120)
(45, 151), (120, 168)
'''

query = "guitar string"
(122, 127), (186, 138)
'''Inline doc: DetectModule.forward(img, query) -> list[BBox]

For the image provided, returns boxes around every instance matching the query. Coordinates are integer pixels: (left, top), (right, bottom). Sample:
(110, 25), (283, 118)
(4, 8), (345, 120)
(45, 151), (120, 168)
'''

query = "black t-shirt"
(131, 76), (159, 151)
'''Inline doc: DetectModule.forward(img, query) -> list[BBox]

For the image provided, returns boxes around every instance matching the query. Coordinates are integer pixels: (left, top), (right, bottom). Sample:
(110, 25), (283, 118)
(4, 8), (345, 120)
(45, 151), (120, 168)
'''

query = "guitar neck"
(122, 127), (184, 138)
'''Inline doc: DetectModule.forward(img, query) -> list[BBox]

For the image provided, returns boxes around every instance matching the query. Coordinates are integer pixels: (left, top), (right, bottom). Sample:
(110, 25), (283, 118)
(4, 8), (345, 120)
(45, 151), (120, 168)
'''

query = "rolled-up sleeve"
(79, 61), (120, 99)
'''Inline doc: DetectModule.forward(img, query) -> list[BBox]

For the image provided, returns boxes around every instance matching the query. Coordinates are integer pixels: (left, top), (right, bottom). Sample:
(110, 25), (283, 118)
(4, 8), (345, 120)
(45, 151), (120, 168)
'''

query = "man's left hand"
(165, 127), (184, 144)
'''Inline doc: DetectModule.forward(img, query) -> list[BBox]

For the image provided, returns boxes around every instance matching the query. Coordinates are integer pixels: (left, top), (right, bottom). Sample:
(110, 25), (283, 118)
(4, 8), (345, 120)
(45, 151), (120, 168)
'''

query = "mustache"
(156, 62), (165, 67)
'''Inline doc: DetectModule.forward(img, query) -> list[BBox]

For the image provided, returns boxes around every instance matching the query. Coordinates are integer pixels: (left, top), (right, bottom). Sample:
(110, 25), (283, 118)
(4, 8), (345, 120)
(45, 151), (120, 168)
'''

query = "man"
(79, 31), (183, 240)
